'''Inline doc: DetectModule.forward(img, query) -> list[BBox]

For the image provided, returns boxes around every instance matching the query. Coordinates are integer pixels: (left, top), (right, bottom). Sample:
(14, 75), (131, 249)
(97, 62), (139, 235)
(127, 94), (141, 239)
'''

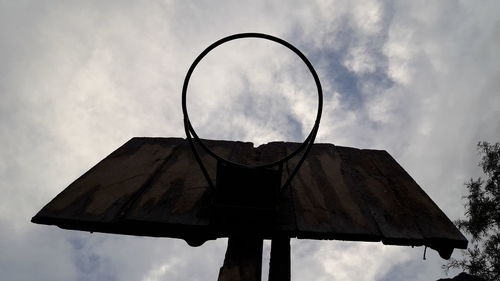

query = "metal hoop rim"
(182, 32), (323, 169)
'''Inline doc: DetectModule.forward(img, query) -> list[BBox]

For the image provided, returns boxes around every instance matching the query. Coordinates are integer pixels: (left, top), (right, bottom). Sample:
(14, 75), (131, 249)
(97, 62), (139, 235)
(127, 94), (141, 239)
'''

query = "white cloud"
(351, 0), (383, 36)
(142, 263), (175, 281)
(319, 242), (410, 281)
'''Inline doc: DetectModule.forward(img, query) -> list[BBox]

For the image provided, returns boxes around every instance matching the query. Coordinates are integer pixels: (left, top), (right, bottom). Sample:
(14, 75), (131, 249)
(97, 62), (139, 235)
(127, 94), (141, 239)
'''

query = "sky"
(1, 0), (499, 280)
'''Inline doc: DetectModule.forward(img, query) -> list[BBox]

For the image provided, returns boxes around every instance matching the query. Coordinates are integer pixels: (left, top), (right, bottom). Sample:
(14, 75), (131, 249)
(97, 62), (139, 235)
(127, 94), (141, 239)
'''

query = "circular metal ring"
(182, 32), (322, 168)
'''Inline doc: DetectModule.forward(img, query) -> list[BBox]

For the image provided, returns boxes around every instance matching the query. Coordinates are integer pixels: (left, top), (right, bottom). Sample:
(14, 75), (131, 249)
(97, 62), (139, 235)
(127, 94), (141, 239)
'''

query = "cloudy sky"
(1, 1), (500, 280)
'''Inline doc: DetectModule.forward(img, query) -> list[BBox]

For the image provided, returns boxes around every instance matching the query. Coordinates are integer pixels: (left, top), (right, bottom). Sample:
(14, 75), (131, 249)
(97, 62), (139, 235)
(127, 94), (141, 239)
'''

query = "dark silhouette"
(444, 142), (500, 281)
(438, 272), (486, 281)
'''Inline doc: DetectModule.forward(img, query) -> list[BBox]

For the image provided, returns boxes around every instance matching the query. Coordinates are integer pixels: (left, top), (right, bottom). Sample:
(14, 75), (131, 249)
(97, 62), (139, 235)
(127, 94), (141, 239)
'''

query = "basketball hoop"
(182, 33), (323, 192)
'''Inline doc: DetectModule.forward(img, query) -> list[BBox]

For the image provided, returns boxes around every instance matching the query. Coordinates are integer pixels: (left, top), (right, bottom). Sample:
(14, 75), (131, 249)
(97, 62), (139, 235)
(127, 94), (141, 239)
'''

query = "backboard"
(32, 137), (467, 259)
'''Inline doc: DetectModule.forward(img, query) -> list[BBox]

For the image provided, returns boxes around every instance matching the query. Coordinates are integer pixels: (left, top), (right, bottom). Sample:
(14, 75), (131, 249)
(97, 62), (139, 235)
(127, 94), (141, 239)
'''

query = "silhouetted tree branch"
(444, 142), (500, 281)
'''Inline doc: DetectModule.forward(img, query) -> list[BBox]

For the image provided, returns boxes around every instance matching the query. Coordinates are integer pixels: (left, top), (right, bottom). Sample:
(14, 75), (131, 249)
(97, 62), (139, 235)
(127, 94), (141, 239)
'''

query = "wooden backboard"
(32, 137), (467, 259)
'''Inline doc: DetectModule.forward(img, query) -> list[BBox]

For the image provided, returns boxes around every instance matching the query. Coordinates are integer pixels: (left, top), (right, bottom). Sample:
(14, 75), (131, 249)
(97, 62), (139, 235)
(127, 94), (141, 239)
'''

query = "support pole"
(268, 237), (291, 281)
(218, 237), (263, 281)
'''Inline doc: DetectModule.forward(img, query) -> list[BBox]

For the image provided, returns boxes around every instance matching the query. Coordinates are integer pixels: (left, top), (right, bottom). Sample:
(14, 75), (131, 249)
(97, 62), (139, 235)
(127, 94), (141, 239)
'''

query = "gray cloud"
(1, 0), (499, 280)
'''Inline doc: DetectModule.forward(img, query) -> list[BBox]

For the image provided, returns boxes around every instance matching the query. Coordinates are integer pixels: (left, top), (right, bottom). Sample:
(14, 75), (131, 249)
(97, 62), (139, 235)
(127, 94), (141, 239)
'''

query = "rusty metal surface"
(32, 137), (467, 258)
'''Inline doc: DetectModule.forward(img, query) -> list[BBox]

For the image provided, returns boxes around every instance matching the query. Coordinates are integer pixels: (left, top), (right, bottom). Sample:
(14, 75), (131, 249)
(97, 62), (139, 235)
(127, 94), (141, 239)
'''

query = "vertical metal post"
(268, 237), (291, 281)
(218, 237), (263, 281)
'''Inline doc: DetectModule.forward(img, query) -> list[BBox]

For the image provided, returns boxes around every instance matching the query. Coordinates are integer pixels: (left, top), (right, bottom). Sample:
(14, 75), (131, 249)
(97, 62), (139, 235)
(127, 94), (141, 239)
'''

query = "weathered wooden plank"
(31, 138), (467, 258)
(217, 144), (265, 281)
(32, 137), (184, 225)
(229, 141), (256, 166)
(254, 142), (296, 234)
(286, 143), (381, 241)
(211, 141), (257, 237)
(336, 146), (424, 244)
(123, 139), (235, 227)
(217, 237), (263, 281)
(365, 150), (467, 257)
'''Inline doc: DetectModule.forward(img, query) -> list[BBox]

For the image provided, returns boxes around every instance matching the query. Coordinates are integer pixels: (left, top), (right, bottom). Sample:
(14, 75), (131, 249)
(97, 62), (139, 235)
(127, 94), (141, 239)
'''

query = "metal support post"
(268, 237), (291, 281)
